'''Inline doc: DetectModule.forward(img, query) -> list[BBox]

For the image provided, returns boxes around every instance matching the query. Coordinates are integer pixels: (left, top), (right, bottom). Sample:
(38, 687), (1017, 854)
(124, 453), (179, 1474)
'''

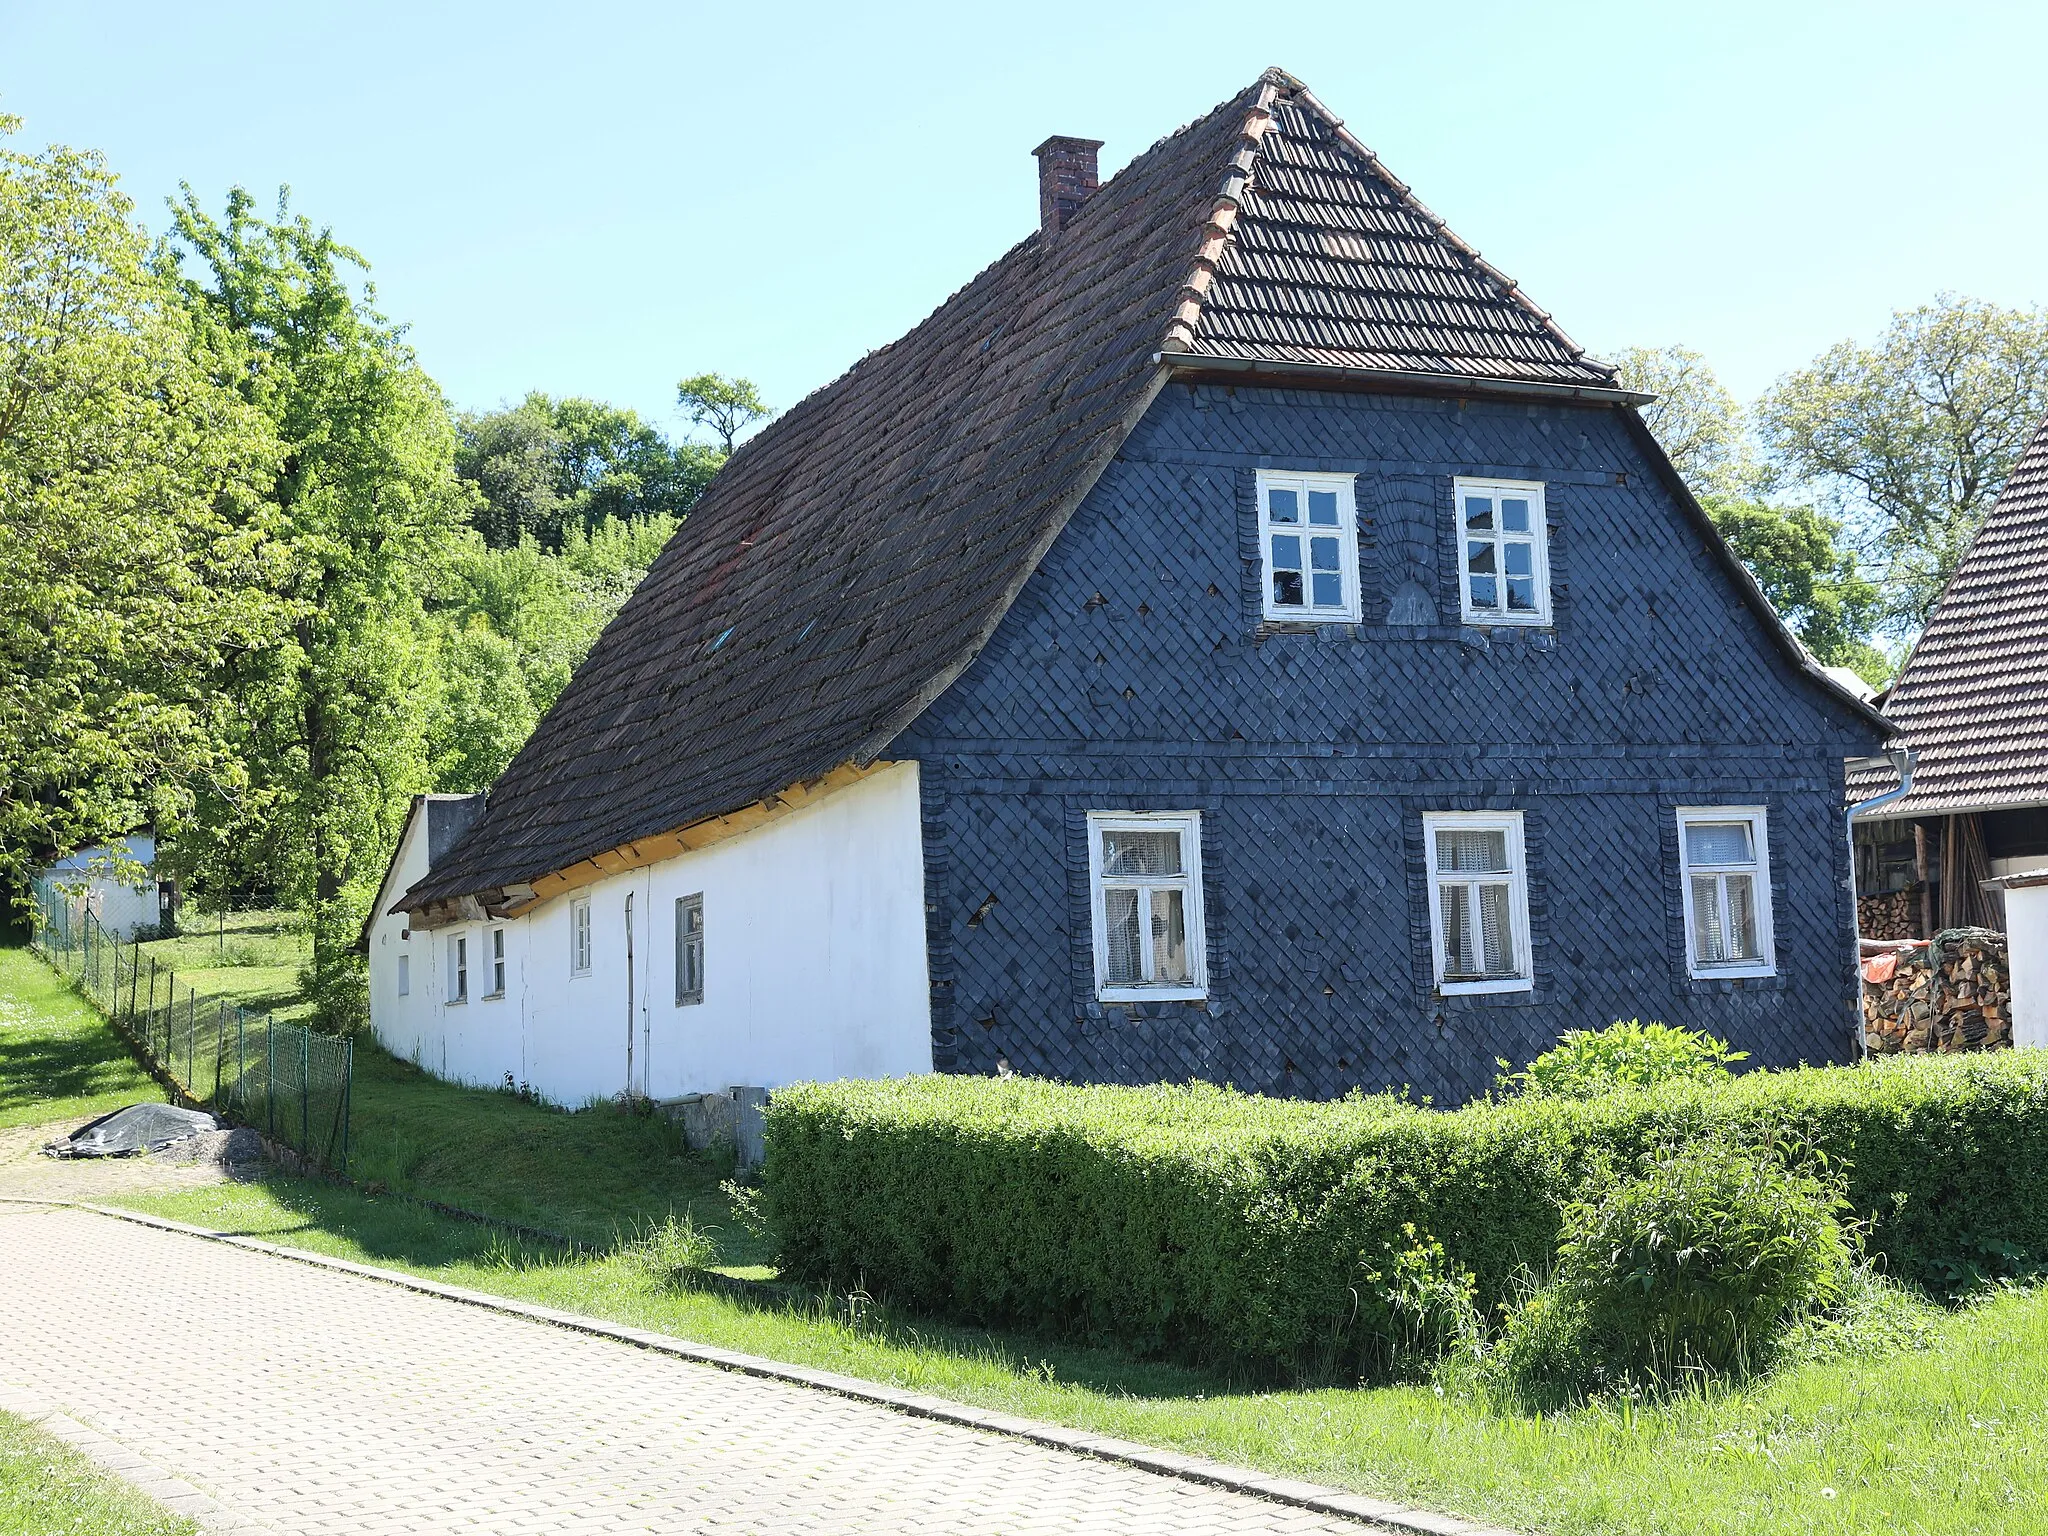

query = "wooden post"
(1915, 822), (1934, 940)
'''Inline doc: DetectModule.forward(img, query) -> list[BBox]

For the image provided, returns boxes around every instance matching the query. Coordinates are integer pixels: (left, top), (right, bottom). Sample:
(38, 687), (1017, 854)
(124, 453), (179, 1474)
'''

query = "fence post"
(148, 961), (158, 1061)
(236, 1009), (246, 1117)
(265, 1016), (276, 1140)
(300, 1028), (310, 1155)
(127, 943), (139, 1029)
(214, 1002), (227, 1105)
(340, 1038), (352, 1174)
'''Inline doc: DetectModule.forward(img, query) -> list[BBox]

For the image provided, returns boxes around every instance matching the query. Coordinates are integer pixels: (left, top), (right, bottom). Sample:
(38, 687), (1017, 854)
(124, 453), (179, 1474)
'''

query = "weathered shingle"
(402, 70), (1628, 912)
(1849, 412), (2048, 815)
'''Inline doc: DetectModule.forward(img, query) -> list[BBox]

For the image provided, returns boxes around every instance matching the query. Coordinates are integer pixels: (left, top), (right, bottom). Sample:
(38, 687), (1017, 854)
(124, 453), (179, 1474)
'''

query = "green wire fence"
(30, 878), (352, 1172)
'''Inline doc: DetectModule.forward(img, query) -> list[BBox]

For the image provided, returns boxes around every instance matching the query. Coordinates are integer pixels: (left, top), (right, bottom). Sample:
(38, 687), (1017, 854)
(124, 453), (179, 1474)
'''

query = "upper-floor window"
(1087, 811), (1207, 1002)
(485, 927), (506, 998)
(1677, 807), (1776, 978)
(675, 894), (704, 1006)
(448, 932), (469, 1004)
(1455, 478), (1549, 625)
(570, 897), (592, 977)
(1258, 470), (1361, 623)
(1423, 811), (1532, 994)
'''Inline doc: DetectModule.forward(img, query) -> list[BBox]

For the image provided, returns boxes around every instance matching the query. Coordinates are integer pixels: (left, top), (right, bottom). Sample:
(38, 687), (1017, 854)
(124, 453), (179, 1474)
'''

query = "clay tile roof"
(1849, 411), (2048, 817)
(401, 71), (1631, 911)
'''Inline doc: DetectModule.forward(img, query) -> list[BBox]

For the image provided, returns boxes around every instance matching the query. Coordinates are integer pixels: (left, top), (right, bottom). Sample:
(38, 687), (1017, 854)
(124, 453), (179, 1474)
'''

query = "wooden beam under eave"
(496, 760), (894, 918)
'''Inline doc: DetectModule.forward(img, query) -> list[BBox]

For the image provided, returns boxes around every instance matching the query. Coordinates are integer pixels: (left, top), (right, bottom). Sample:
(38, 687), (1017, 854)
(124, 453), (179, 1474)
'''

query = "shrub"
(1489, 1141), (1851, 1403)
(764, 1052), (2048, 1381)
(1502, 1019), (1746, 1099)
(622, 1212), (719, 1290)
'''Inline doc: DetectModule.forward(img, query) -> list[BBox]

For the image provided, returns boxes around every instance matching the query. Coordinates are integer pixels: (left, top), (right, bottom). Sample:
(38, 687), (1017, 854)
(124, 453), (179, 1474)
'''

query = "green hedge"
(764, 1055), (2048, 1379)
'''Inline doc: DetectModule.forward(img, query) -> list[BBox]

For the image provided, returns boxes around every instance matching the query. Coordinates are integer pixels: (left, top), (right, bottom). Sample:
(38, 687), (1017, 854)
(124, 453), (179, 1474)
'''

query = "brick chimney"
(1032, 136), (1104, 235)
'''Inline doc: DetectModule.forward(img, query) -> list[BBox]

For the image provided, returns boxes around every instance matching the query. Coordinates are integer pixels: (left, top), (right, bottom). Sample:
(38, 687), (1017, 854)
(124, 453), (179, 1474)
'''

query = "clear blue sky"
(7, 1), (2044, 436)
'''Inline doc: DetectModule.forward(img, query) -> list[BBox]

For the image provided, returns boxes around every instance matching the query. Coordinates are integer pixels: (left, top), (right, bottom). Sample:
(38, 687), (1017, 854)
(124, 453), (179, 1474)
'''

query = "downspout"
(1845, 747), (1918, 1061)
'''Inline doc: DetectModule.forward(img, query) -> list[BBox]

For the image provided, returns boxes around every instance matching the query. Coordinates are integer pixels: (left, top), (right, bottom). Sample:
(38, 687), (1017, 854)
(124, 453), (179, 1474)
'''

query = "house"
(1849, 411), (2048, 937)
(35, 831), (163, 941)
(370, 69), (1890, 1107)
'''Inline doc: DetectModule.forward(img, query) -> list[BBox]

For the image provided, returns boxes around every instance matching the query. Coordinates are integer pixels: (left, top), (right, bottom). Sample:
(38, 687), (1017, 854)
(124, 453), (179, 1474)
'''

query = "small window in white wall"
(486, 927), (506, 998)
(1454, 478), (1550, 625)
(1257, 470), (1361, 622)
(397, 953), (410, 997)
(1087, 812), (1207, 1001)
(675, 894), (704, 1006)
(1677, 807), (1775, 977)
(449, 933), (469, 1004)
(570, 897), (592, 977)
(1423, 811), (1532, 994)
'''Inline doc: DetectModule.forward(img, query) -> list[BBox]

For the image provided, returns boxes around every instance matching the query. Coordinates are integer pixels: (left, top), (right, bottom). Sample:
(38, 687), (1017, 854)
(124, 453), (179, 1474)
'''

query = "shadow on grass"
(232, 1171), (1230, 1404)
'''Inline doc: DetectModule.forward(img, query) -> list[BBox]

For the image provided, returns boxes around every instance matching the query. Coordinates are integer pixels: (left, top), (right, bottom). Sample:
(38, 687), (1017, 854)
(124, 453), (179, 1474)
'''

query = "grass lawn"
(0, 949), (162, 1128)
(0, 1410), (194, 1536)
(115, 1174), (2048, 1536)
(137, 909), (311, 1024)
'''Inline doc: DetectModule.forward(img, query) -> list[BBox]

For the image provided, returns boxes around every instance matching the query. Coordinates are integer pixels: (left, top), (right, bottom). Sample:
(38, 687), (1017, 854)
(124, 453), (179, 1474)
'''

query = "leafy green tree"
(1613, 344), (1756, 496)
(456, 392), (717, 549)
(1702, 496), (1891, 684)
(675, 372), (770, 453)
(165, 187), (467, 1019)
(0, 119), (280, 898)
(1758, 295), (2048, 631)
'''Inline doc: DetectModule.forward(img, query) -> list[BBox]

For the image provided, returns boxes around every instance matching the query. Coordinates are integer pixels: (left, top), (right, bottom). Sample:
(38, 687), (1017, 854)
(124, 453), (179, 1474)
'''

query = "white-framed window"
(1454, 477), (1550, 625)
(1423, 811), (1532, 994)
(570, 897), (592, 977)
(485, 927), (506, 998)
(1257, 469), (1361, 622)
(397, 953), (410, 997)
(448, 932), (469, 1004)
(1677, 807), (1776, 978)
(1086, 811), (1207, 1001)
(675, 894), (704, 1006)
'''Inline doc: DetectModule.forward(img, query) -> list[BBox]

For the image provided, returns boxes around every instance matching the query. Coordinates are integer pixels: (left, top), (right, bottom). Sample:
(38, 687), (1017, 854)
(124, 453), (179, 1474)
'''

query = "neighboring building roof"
(1850, 411), (2048, 818)
(404, 69), (1878, 918)
(357, 793), (487, 949)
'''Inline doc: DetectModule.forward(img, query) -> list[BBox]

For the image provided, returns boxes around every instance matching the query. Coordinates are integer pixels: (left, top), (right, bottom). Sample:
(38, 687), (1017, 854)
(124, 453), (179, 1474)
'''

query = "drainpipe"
(1845, 747), (1918, 1061)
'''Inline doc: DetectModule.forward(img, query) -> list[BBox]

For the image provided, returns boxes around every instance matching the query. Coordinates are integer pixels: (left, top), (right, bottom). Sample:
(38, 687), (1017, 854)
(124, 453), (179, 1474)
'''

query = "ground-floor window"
(448, 932), (469, 1004)
(1087, 811), (1207, 1002)
(486, 927), (506, 998)
(675, 894), (704, 1005)
(1677, 806), (1775, 977)
(1423, 810), (1532, 994)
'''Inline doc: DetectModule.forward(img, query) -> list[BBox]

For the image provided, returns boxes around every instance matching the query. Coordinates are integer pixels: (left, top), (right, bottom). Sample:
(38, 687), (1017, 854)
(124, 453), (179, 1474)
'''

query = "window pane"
(1307, 489), (1339, 526)
(1103, 828), (1182, 877)
(1441, 884), (1475, 977)
(1507, 576), (1537, 611)
(1309, 535), (1340, 571)
(1501, 498), (1531, 533)
(1267, 487), (1300, 524)
(1272, 569), (1304, 606)
(1311, 572), (1343, 607)
(1685, 821), (1754, 866)
(1271, 533), (1302, 570)
(1103, 887), (1141, 985)
(1150, 888), (1189, 983)
(1479, 882), (1516, 975)
(1691, 874), (1725, 962)
(1466, 540), (1497, 575)
(1724, 874), (1759, 960)
(1468, 575), (1498, 609)
(1503, 542), (1533, 577)
(1436, 827), (1509, 873)
(1464, 495), (1495, 530)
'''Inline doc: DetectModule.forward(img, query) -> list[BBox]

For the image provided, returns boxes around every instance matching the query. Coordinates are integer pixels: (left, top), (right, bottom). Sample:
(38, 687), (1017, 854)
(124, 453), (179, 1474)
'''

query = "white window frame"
(448, 932), (469, 1005)
(1422, 810), (1533, 995)
(1676, 806), (1777, 979)
(570, 896), (592, 977)
(1086, 811), (1208, 1002)
(397, 952), (410, 998)
(1453, 477), (1551, 626)
(1256, 469), (1362, 623)
(675, 893), (704, 1007)
(484, 926), (506, 999)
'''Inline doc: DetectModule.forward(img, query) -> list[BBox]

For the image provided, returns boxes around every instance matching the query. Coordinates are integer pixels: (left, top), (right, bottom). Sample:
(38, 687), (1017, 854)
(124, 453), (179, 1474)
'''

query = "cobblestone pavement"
(0, 1206), (1385, 1536)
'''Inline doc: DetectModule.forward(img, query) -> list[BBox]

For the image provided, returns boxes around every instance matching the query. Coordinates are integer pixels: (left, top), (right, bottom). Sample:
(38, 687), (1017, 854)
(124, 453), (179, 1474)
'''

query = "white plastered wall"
(43, 834), (159, 940)
(367, 761), (934, 1105)
(2009, 883), (2048, 1051)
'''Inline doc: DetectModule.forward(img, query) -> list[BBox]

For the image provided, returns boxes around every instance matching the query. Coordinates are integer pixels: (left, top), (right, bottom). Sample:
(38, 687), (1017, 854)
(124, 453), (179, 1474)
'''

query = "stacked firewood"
(1862, 928), (2009, 1054)
(1857, 890), (1919, 942)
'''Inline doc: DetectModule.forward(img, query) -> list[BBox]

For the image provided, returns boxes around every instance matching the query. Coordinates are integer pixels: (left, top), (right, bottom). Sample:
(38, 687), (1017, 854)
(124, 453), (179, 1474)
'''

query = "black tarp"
(46, 1103), (218, 1158)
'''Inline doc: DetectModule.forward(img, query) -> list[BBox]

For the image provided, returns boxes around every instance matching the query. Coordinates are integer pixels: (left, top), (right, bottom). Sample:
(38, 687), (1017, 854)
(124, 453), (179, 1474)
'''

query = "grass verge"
(112, 1176), (2048, 1536)
(0, 949), (162, 1129)
(0, 1410), (194, 1536)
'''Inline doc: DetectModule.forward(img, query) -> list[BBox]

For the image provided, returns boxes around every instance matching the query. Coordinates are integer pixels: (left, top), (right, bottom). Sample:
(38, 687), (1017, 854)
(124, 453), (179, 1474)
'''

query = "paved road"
(0, 1206), (1384, 1535)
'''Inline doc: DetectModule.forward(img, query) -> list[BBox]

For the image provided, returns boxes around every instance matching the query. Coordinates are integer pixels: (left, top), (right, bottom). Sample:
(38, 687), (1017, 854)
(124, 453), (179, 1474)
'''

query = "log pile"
(1862, 927), (2009, 1054)
(1858, 890), (1920, 942)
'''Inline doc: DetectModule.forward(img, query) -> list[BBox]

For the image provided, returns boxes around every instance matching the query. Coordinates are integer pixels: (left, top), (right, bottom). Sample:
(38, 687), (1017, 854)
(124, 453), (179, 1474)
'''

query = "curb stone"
(0, 1196), (1522, 1536)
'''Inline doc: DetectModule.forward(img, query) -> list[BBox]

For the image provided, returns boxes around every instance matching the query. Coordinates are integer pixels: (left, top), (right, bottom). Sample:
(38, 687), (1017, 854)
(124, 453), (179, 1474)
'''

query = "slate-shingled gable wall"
(895, 383), (1884, 1104)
